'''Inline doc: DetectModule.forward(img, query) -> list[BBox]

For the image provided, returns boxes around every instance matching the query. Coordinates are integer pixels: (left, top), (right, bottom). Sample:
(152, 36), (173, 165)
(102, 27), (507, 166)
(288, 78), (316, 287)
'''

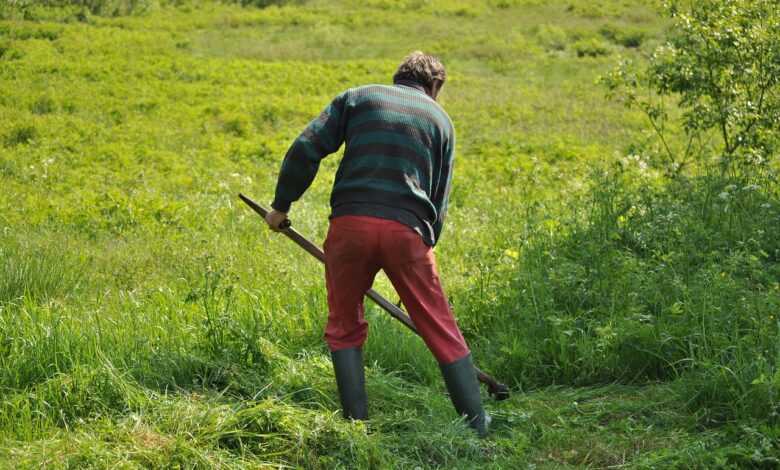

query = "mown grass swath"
(0, 0), (778, 467)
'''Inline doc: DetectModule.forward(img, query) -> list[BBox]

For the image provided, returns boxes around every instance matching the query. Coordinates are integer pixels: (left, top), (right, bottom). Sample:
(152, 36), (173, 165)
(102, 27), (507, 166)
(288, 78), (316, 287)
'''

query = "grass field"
(1, 0), (779, 468)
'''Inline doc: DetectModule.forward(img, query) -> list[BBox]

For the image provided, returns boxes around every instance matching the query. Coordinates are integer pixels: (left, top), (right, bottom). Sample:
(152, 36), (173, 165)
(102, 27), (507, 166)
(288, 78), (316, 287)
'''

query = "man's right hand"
(265, 209), (289, 232)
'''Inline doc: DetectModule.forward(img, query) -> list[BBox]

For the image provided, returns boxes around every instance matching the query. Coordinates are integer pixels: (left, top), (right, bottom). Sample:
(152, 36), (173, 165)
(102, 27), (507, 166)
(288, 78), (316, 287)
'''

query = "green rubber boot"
(331, 348), (368, 420)
(440, 353), (490, 437)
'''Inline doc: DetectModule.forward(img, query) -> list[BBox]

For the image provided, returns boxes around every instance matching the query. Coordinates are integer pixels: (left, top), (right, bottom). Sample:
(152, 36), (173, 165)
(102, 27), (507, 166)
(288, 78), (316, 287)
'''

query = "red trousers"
(323, 215), (470, 365)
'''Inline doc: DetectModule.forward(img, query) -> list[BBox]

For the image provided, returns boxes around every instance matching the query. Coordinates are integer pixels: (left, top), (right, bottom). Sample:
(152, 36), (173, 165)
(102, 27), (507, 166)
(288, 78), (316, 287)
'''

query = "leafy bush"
(0, 0), (170, 19)
(535, 23), (568, 51)
(572, 37), (611, 57)
(604, 0), (780, 177)
(599, 23), (645, 48)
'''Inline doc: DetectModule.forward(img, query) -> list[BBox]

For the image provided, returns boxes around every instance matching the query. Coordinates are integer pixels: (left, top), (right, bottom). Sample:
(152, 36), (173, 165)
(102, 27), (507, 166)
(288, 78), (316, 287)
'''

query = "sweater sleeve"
(431, 129), (455, 244)
(271, 92), (348, 212)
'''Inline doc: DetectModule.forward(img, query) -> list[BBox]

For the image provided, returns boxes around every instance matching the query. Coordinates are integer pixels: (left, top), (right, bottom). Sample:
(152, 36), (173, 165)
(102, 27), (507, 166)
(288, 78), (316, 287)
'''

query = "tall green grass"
(476, 166), (780, 421)
(0, 238), (84, 306)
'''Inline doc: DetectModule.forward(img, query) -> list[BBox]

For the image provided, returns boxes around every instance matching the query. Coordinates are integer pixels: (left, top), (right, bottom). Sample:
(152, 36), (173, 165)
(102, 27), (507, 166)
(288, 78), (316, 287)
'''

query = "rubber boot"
(440, 353), (490, 437)
(331, 347), (368, 420)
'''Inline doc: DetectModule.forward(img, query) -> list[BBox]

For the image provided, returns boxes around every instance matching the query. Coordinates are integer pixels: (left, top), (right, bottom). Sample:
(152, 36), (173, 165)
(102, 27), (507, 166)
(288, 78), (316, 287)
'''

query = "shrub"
(572, 38), (611, 57)
(599, 24), (645, 48)
(1, 0), (158, 18)
(536, 24), (568, 51)
(604, 0), (780, 177)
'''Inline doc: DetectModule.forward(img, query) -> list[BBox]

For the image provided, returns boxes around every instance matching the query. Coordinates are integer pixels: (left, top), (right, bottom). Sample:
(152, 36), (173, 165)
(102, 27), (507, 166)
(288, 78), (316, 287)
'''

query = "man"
(265, 51), (489, 436)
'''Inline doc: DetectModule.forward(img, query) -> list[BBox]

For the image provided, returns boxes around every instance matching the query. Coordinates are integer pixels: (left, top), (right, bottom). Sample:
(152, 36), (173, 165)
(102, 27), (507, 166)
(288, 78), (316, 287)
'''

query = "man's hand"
(265, 209), (289, 232)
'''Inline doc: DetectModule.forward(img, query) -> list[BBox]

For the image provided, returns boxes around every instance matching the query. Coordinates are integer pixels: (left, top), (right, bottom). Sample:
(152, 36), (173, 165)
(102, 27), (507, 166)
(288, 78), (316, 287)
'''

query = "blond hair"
(393, 51), (446, 89)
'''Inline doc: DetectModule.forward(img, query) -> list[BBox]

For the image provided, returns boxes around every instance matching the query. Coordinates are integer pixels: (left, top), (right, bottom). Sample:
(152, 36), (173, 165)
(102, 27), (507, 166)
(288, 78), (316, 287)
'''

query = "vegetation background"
(0, 0), (778, 467)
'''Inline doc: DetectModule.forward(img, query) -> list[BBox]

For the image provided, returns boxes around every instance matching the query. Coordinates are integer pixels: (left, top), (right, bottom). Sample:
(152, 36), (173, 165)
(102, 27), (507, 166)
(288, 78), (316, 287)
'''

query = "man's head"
(393, 51), (446, 100)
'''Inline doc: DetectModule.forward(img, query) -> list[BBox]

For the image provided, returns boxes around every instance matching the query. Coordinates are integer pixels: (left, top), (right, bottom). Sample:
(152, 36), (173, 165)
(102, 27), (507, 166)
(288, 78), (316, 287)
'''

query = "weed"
(4, 125), (37, 146)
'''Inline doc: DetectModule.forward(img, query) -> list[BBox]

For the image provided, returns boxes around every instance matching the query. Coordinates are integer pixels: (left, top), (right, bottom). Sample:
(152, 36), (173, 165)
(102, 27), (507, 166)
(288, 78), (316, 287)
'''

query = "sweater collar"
(393, 79), (428, 95)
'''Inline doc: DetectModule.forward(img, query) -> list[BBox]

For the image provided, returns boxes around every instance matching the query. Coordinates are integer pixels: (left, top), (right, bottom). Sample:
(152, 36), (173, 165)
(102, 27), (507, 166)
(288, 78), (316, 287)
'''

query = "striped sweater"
(272, 80), (455, 246)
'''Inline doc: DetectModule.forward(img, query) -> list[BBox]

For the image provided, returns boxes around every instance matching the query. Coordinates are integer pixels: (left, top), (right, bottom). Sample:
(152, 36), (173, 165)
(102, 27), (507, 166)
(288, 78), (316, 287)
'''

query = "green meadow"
(1, 0), (779, 467)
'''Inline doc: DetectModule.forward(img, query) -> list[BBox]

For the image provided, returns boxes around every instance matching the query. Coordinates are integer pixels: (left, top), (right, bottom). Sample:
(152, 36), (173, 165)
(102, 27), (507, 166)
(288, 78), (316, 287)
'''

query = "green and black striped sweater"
(272, 80), (455, 246)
